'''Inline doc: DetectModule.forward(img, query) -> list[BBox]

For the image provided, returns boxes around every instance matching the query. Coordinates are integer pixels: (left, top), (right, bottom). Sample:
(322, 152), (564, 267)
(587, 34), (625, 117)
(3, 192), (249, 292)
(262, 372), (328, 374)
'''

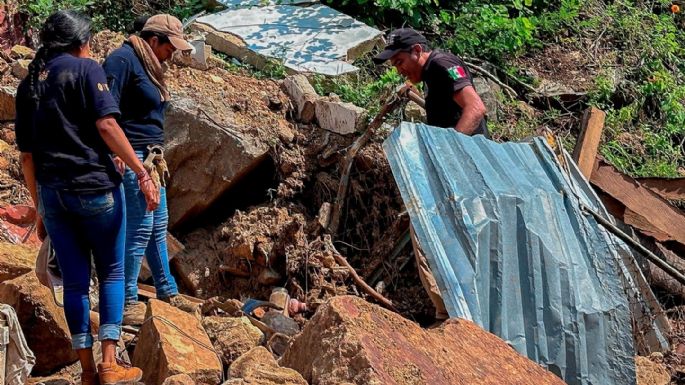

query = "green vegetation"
(14, 0), (685, 177)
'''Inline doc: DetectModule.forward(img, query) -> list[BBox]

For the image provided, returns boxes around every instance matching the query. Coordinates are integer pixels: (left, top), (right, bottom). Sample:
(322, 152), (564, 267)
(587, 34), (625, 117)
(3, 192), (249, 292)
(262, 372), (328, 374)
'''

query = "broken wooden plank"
(635, 177), (685, 202)
(136, 283), (204, 304)
(590, 159), (685, 246)
(572, 107), (605, 179)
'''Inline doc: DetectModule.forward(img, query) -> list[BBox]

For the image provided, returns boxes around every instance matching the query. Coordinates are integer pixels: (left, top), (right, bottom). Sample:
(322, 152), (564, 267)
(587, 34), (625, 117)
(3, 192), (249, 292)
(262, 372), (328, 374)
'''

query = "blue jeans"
(37, 184), (125, 350)
(123, 151), (178, 304)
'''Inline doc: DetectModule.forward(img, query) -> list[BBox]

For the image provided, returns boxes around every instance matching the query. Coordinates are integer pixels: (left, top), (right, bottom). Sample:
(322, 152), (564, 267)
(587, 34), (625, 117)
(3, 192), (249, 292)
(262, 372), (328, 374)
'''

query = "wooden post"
(572, 107), (606, 179)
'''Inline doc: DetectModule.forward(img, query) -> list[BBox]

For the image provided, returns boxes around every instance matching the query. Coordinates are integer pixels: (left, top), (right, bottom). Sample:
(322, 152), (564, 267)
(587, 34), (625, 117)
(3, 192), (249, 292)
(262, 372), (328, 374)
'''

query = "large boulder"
(202, 316), (263, 366)
(281, 295), (566, 385)
(0, 242), (36, 281)
(133, 299), (222, 385)
(229, 346), (307, 385)
(164, 98), (269, 228)
(0, 272), (77, 374)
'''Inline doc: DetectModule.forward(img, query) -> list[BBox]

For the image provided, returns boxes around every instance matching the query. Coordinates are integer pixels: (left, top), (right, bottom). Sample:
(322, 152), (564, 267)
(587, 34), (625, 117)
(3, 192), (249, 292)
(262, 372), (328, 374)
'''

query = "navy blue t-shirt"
(103, 42), (167, 150)
(15, 53), (122, 192)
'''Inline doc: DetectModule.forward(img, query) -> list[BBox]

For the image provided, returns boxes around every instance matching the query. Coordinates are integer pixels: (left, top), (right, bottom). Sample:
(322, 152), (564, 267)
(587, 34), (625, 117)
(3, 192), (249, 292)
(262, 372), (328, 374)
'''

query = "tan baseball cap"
(142, 14), (193, 52)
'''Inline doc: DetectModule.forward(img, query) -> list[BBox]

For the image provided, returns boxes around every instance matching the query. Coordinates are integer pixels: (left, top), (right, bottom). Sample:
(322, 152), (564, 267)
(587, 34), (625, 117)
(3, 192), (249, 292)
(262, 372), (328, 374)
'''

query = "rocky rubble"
(0, 272), (77, 374)
(281, 295), (567, 385)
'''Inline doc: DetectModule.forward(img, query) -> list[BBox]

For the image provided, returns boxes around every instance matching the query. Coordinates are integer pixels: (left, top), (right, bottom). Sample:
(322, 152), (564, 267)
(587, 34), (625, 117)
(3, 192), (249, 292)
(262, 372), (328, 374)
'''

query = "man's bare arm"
(453, 85), (487, 135)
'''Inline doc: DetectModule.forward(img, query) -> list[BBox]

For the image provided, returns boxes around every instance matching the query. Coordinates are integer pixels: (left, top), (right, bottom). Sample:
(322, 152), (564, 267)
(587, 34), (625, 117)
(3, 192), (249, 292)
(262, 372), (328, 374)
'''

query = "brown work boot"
(162, 295), (200, 314)
(97, 361), (143, 385)
(122, 302), (146, 326)
(81, 370), (99, 385)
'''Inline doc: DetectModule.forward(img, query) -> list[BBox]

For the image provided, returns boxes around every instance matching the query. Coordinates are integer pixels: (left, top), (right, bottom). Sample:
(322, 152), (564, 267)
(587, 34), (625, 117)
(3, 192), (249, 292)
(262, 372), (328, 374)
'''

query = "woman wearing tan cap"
(103, 14), (197, 327)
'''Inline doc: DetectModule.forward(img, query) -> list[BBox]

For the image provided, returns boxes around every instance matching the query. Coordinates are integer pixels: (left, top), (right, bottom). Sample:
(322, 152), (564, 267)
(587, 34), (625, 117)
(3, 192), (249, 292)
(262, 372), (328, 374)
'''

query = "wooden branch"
(327, 95), (405, 235)
(463, 61), (518, 98)
(331, 246), (397, 312)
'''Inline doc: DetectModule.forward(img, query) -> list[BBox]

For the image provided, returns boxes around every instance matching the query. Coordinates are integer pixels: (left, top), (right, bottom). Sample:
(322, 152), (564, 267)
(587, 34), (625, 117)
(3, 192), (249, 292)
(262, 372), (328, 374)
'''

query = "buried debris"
(281, 295), (566, 385)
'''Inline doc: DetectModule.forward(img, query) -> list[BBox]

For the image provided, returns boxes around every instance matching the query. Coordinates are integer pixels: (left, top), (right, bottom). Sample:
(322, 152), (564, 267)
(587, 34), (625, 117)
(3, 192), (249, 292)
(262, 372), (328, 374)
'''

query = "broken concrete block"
(164, 98), (269, 228)
(0, 86), (16, 121)
(315, 99), (366, 135)
(133, 299), (222, 385)
(201, 316), (263, 366)
(191, 23), (270, 70)
(0, 243), (37, 282)
(11, 59), (29, 80)
(175, 40), (211, 71)
(162, 373), (197, 385)
(281, 295), (566, 385)
(282, 75), (318, 123)
(230, 346), (307, 385)
(0, 272), (77, 374)
(10, 45), (34, 59)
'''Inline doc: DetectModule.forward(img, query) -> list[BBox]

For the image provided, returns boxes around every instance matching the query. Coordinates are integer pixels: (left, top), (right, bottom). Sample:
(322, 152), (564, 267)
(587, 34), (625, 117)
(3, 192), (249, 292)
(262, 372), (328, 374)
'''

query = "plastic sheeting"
(384, 122), (642, 385)
(195, 4), (381, 75)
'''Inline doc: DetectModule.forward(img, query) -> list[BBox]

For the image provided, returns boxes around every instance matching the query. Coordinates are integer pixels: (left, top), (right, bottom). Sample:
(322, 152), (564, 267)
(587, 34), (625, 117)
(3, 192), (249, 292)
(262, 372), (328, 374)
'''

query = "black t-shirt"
(15, 53), (122, 192)
(103, 42), (167, 150)
(421, 50), (488, 137)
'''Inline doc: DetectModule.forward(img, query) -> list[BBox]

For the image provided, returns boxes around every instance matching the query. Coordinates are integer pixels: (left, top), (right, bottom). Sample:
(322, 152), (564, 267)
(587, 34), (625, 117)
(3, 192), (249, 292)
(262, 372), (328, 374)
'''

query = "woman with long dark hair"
(14, 10), (158, 385)
(103, 14), (197, 326)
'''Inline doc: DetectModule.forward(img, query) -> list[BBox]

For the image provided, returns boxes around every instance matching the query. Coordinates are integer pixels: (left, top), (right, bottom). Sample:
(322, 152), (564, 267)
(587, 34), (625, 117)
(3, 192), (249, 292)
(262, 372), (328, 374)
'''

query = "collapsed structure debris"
(192, 3), (382, 75)
(1, 3), (685, 382)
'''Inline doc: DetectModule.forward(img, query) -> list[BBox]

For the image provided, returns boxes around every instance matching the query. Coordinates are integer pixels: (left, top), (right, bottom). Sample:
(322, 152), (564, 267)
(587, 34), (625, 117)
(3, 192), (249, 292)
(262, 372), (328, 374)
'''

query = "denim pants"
(123, 151), (178, 304)
(37, 184), (125, 350)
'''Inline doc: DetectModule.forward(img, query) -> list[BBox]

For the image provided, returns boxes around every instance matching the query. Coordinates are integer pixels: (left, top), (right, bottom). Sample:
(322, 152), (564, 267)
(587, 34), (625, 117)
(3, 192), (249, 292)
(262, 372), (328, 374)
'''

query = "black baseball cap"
(373, 28), (428, 64)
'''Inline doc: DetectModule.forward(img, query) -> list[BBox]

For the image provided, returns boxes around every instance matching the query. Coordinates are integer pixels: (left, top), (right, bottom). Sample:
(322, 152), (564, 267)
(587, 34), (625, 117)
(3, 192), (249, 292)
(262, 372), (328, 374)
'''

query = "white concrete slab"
(196, 4), (382, 75)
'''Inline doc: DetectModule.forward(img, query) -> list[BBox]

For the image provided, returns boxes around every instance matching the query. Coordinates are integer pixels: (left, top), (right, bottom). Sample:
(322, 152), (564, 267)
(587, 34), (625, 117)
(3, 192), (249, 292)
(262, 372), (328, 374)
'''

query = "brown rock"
(282, 75), (318, 123)
(0, 58), (9, 75)
(0, 272), (77, 374)
(230, 346), (307, 385)
(202, 316), (263, 366)
(11, 59), (29, 79)
(10, 45), (34, 59)
(636, 356), (670, 385)
(0, 242), (37, 281)
(133, 299), (222, 385)
(164, 98), (269, 228)
(162, 373), (197, 385)
(281, 295), (566, 385)
(0, 85), (16, 121)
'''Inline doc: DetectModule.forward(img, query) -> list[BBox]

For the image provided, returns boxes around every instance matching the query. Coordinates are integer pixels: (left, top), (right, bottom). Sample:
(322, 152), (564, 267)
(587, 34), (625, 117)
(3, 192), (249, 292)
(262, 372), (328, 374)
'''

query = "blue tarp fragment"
(383, 122), (641, 385)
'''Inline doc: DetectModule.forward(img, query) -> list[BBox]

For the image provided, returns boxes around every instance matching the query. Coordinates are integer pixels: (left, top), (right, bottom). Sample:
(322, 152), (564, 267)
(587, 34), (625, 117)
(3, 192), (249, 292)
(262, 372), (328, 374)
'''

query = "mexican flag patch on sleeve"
(447, 65), (467, 80)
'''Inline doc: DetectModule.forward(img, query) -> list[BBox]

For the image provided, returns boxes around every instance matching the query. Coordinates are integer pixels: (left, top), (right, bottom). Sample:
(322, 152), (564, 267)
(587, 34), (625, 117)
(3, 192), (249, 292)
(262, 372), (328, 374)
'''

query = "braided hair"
(27, 10), (92, 105)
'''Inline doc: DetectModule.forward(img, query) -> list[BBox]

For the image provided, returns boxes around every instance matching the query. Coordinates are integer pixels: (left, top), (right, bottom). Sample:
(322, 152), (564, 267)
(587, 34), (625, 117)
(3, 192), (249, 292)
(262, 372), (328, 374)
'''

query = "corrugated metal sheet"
(383, 122), (645, 385)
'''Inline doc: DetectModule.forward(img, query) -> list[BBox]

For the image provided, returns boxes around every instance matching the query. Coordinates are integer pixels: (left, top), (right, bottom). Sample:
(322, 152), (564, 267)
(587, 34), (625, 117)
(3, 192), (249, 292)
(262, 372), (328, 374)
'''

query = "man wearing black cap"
(374, 28), (488, 136)
(375, 28), (488, 323)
